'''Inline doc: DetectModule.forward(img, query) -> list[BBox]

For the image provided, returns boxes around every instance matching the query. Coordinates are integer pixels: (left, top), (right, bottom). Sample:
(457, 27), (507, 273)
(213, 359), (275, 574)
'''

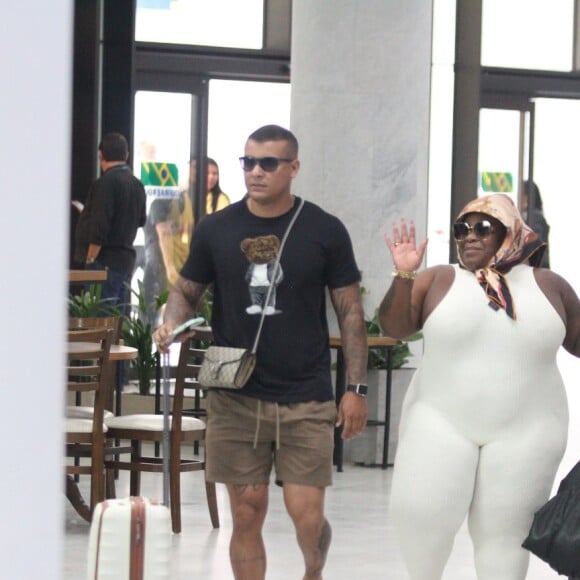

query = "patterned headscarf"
(456, 193), (546, 320)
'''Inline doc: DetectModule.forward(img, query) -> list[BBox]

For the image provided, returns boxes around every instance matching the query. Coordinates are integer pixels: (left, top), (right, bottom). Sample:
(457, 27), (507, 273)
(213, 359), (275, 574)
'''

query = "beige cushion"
(66, 406), (114, 420)
(105, 414), (205, 432)
(65, 418), (108, 434)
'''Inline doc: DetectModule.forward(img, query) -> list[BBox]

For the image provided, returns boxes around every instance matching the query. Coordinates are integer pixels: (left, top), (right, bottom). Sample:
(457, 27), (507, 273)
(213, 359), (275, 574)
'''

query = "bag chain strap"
(250, 197), (305, 354)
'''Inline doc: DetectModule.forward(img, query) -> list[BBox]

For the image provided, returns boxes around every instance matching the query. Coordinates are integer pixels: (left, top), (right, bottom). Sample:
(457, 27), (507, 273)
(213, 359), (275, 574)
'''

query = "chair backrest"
(67, 328), (114, 432)
(68, 317), (121, 410)
(168, 335), (211, 433)
(68, 316), (122, 343)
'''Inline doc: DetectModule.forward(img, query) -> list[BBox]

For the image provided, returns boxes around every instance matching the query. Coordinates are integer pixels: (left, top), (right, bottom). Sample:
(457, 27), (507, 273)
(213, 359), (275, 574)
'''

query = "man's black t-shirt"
(181, 196), (360, 403)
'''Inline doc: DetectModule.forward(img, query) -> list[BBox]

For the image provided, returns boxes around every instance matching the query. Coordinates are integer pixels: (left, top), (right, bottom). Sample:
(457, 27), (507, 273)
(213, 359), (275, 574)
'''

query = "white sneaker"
(263, 306), (276, 315)
(246, 305), (262, 314)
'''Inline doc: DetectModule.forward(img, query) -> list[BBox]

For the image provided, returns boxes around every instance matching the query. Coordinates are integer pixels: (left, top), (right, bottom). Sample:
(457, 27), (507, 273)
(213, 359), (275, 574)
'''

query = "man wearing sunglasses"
(378, 193), (580, 580)
(154, 124), (368, 580)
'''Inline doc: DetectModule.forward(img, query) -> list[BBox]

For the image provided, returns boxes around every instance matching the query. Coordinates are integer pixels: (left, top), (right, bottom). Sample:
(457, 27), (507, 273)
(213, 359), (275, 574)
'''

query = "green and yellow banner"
(480, 171), (513, 193)
(141, 162), (180, 198)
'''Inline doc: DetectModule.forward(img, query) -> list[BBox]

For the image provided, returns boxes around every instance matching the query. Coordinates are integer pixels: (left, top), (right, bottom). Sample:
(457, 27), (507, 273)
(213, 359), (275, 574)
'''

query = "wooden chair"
(68, 316), (123, 416)
(67, 316), (130, 487)
(65, 327), (114, 521)
(153, 326), (213, 456)
(105, 337), (219, 533)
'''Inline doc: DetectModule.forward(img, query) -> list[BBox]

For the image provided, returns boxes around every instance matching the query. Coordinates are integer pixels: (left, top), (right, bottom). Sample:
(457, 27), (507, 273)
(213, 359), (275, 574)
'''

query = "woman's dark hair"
(524, 180), (544, 211)
(207, 157), (223, 213)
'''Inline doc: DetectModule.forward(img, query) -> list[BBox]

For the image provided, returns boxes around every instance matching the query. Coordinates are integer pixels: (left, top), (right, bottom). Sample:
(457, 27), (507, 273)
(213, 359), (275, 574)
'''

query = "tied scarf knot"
(475, 266), (516, 319)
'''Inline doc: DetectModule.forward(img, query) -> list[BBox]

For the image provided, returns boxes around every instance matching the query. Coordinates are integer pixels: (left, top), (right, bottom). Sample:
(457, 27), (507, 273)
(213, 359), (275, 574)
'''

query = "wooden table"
(330, 335), (398, 471)
(69, 269), (108, 283)
(67, 342), (138, 363)
(66, 341), (137, 521)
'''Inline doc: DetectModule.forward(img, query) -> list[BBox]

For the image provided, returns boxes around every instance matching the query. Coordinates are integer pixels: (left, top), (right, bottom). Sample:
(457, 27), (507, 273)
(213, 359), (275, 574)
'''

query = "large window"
(481, 0), (574, 71)
(136, 0), (265, 49)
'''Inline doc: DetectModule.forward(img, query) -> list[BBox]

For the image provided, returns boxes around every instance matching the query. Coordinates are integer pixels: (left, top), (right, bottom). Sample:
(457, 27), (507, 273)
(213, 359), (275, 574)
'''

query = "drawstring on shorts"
(252, 399), (281, 451)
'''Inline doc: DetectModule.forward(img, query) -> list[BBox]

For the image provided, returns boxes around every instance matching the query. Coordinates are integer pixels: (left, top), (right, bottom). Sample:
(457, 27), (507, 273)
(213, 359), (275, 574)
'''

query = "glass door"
(132, 82), (208, 326)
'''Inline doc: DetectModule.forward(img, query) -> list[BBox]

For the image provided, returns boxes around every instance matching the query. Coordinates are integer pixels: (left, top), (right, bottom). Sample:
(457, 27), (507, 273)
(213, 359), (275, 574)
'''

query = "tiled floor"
(64, 352), (579, 579)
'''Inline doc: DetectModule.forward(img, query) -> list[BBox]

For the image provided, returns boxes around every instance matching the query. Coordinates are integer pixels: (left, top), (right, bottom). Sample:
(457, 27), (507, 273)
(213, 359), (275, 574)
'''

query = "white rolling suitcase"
(87, 497), (171, 579)
(87, 352), (174, 579)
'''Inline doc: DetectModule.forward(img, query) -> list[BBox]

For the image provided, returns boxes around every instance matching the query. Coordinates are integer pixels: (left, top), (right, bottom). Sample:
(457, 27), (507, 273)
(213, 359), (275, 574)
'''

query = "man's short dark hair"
(247, 125), (298, 157)
(99, 133), (129, 162)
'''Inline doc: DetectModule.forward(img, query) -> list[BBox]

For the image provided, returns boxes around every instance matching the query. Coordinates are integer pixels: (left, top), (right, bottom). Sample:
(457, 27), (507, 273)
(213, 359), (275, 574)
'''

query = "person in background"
(205, 157), (230, 215)
(523, 180), (550, 268)
(143, 158), (195, 324)
(74, 132), (146, 315)
(154, 124), (368, 580)
(378, 193), (579, 580)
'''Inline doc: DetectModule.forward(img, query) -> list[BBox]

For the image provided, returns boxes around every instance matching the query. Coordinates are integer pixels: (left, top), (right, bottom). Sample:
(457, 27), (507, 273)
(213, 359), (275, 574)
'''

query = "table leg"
(382, 347), (393, 469)
(333, 349), (346, 472)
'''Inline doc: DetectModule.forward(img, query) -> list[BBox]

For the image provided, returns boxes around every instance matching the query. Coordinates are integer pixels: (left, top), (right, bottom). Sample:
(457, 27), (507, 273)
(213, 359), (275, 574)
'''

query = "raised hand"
(384, 218), (428, 273)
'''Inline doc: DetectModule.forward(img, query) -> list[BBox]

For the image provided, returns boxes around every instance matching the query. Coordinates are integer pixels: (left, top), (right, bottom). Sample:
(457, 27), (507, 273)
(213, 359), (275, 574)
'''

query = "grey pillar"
(290, 0), (433, 318)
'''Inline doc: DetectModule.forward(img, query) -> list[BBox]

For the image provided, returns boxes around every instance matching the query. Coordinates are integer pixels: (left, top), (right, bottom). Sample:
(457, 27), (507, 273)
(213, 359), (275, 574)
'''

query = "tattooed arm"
(153, 276), (208, 350)
(330, 282), (368, 439)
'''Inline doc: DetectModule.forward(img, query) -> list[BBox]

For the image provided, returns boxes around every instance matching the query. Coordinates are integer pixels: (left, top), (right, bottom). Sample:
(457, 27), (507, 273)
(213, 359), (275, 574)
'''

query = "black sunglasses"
(239, 156), (294, 172)
(453, 220), (495, 240)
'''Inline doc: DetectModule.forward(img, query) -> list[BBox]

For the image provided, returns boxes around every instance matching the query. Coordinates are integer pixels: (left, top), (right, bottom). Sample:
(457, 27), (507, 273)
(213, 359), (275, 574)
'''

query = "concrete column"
(290, 0), (433, 320)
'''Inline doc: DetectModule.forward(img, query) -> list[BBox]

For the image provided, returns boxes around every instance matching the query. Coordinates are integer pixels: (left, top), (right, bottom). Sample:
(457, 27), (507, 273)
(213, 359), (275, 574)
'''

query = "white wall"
(1, 2), (72, 578)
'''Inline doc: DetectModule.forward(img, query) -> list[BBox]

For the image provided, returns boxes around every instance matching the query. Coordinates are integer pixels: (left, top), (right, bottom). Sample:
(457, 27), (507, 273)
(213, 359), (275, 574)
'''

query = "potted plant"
(364, 308), (421, 371)
(67, 284), (119, 318)
(120, 281), (168, 395)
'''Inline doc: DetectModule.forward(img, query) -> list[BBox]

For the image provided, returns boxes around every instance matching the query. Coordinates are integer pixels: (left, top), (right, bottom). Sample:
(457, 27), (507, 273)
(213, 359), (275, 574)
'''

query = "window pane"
(478, 108), (522, 203)
(136, 0), (264, 49)
(481, 0), (574, 71)
(132, 89), (194, 248)
(207, 80), (291, 201)
(534, 98), (580, 290)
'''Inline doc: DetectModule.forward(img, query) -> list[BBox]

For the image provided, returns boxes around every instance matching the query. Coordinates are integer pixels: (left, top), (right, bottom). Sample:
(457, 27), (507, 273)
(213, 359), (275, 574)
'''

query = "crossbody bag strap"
(251, 197), (305, 354)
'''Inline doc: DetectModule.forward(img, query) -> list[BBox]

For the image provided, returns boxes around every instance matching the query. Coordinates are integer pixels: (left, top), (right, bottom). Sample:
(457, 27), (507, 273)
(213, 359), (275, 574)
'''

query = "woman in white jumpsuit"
(378, 194), (580, 579)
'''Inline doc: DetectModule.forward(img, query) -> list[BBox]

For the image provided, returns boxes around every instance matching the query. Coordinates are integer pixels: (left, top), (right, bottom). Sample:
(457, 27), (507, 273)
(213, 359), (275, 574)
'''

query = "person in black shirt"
(154, 125), (368, 580)
(75, 133), (146, 314)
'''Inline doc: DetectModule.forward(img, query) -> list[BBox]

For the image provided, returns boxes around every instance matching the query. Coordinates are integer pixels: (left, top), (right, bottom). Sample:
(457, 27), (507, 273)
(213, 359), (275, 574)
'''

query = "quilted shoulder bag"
(198, 198), (304, 389)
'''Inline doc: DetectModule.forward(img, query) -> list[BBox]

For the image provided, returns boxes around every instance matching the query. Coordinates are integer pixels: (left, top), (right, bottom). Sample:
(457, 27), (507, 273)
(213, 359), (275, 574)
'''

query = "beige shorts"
(205, 390), (337, 487)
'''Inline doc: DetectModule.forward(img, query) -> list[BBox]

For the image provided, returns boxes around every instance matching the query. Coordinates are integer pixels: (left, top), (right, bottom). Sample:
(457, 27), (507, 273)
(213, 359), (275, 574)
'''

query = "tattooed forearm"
(331, 284), (368, 383)
(179, 278), (207, 309)
(331, 285), (365, 334)
(164, 277), (207, 325)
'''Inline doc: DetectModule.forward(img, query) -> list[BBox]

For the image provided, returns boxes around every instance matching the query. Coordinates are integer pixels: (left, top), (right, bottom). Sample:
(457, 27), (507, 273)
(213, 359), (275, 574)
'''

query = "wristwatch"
(346, 383), (368, 397)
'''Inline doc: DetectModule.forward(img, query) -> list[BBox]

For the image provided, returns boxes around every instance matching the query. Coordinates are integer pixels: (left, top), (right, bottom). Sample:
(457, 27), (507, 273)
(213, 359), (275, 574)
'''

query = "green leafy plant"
(121, 281), (169, 395)
(67, 284), (119, 317)
(365, 308), (422, 370)
(360, 286), (422, 370)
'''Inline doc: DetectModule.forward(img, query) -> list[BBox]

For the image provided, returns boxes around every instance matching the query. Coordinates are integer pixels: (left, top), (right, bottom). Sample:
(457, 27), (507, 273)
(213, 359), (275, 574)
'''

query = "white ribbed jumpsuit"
(390, 264), (568, 580)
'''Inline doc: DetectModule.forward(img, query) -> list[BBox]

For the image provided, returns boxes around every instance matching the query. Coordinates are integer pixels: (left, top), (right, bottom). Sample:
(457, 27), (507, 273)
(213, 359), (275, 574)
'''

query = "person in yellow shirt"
(206, 157), (230, 215)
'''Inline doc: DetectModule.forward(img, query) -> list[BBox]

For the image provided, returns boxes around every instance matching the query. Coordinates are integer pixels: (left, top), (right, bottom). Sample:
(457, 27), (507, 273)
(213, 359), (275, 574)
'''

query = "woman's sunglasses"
(239, 156), (294, 172)
(453, 220), (495, 240)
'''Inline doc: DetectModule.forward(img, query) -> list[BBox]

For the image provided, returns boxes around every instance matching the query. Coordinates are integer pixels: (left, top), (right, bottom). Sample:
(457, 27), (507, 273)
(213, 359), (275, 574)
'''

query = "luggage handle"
(161, 351), (170, 507)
